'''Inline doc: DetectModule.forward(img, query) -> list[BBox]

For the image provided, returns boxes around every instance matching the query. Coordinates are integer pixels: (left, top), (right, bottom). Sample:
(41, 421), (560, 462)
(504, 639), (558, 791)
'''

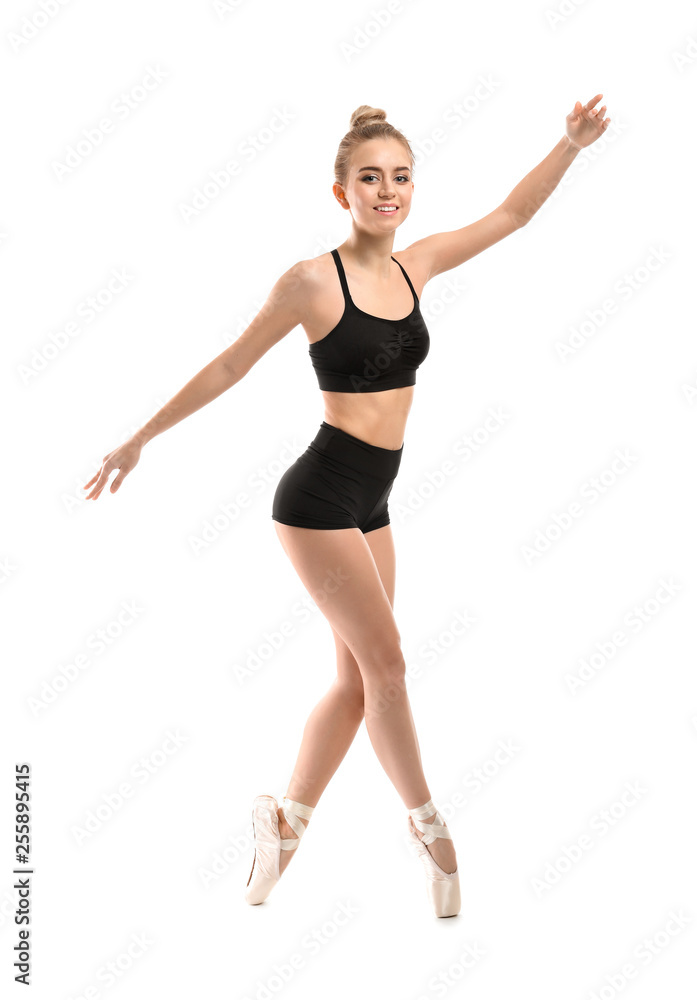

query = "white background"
(3, 0), (696, 997)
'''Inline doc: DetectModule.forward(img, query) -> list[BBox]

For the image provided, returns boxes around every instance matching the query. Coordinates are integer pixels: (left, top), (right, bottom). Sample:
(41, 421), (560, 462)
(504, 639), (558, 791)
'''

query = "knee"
(365, 648), (406, 691)
(363, 659), (407, 721)
(337, 678), (365, 713)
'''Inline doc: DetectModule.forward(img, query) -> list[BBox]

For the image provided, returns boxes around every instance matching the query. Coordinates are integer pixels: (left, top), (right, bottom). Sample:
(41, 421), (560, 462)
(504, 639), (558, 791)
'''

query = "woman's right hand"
(83, 437), (143, 500)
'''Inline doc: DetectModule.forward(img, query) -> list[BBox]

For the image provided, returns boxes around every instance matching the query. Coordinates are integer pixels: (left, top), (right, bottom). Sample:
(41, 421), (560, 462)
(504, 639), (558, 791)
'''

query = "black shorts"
(272, 421), (403, 533)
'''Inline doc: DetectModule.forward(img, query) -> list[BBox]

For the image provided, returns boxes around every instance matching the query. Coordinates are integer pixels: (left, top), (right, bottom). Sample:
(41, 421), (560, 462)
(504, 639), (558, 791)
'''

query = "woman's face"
(335, 138), (414, 230)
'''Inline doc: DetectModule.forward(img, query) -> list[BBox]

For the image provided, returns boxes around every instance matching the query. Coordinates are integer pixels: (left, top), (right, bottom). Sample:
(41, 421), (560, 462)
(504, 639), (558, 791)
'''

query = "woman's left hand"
(565, 94), (611, 150)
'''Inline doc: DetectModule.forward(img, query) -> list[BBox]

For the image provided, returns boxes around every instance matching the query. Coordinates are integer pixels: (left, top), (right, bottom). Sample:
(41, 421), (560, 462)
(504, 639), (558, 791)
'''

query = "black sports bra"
(308, 248), (430, 392)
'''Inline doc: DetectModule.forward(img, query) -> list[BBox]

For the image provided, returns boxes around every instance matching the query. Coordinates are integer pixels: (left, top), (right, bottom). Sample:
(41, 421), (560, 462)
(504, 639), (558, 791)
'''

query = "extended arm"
(405, 94), (610, 281)
(83, 261), (306, 499)
(503, 134), (580, 228)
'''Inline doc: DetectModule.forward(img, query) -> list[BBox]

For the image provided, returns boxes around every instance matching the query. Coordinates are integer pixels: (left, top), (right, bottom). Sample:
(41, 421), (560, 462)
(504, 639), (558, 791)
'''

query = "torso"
(300, 247), (429, 450)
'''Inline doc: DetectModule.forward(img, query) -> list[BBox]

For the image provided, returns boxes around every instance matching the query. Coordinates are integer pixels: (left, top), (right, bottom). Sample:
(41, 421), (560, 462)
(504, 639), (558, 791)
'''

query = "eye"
(361, 174), (411, 182)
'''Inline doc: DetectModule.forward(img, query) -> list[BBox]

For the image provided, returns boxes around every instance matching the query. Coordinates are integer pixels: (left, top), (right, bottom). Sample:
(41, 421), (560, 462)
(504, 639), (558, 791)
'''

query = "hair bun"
(350, 105), (387, 129)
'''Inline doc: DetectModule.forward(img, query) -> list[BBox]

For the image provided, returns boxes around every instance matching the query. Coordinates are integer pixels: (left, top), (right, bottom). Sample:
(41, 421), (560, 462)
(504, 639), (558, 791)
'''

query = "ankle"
(278, 807), (309, 834)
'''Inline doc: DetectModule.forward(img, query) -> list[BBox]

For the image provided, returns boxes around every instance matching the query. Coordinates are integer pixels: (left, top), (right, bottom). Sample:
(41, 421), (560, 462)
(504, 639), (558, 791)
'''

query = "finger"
(85, 469), (111, 500)
(83, 472), (99, 489)
(584, 93), (603, 111)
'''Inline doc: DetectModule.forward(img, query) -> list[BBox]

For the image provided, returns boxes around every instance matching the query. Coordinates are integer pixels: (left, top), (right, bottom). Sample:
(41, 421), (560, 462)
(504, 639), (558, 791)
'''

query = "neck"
(340, 231), (396, 277)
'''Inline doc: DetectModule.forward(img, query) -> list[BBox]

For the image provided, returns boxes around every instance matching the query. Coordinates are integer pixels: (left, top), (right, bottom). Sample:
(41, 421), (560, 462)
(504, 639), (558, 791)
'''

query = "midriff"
(320, 385), (413, 450)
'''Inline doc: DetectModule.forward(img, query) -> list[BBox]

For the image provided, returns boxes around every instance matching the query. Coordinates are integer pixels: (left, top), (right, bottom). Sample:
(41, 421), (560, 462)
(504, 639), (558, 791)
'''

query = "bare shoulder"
(289, 252), (343, 342)
(294, 252), (338, 289)
(272, 253), (334, 312)
(256, 254), (328, 324)
(218, 256), (328, 380)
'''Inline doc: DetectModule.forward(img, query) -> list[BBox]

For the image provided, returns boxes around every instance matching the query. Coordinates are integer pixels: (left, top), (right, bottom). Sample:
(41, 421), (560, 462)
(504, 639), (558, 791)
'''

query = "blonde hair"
(334, 105), (414, 190)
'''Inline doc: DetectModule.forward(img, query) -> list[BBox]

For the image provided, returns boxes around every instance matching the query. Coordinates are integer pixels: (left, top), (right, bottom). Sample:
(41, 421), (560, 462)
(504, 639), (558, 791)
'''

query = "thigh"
(331, 524), (397, 684)
(273, 521), (401, 671)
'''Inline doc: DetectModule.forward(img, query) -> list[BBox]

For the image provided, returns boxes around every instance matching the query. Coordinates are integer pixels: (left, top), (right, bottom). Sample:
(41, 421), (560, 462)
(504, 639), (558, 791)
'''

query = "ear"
(332, 181), (350, 209)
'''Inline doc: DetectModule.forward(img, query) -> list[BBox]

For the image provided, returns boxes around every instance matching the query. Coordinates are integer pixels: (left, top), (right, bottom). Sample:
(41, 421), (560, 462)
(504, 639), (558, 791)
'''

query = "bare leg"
(274, 521), (457, 875)
(277, 677), (363, 875)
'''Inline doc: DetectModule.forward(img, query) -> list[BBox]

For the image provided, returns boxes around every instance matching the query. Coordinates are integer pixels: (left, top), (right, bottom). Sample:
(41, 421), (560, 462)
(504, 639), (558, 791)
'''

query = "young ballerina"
(83, 97), (610, 917)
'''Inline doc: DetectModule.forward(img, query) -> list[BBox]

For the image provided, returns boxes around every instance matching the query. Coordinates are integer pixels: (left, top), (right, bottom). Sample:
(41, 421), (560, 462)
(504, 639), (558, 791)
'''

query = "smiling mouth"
(374, 206), (398, 213)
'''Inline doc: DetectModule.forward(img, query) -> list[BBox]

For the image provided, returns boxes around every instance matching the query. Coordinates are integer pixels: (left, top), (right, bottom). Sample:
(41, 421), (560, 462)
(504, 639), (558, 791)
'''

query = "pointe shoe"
(245, 794), (314, 905)
(407, 800), (461, 917)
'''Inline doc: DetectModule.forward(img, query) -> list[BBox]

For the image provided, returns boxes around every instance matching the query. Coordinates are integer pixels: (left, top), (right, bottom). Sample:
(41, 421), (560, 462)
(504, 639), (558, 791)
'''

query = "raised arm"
(83, 261), (307, 500)
(404, 94), (610, 281)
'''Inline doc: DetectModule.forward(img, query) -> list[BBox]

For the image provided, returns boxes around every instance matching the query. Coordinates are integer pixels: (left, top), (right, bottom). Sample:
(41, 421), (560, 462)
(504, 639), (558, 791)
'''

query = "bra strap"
(391, 255), (419, 306)
(331, 249), (352, 305)
(332, 248), (419, 309)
